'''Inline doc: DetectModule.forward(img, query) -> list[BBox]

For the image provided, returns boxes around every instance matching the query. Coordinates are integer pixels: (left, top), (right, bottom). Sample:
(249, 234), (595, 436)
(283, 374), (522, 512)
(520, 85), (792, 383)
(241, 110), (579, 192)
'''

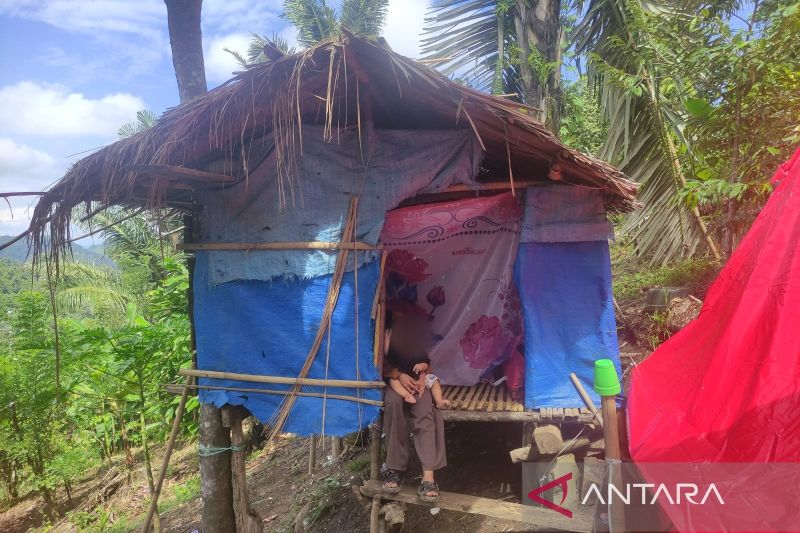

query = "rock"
(533, 425), (563, 455)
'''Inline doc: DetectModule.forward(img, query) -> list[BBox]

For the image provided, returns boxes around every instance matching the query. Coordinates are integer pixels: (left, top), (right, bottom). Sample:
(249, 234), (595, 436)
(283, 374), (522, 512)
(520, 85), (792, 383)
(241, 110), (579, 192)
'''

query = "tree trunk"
(165, 5), (236, 530)
(200, 403), (236, 532)
(513, 0), (562, 132)
(165, 0), (207, 104)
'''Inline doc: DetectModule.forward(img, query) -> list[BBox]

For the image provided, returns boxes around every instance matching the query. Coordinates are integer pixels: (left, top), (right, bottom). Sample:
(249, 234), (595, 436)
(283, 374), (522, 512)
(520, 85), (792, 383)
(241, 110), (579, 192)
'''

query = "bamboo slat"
(475, 384), (492, 411)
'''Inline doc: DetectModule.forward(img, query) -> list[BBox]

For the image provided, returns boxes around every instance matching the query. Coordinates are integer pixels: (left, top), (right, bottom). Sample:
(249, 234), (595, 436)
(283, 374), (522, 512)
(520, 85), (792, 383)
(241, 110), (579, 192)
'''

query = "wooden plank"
(505, 388), (514, 411)
(359, 480), (592, 532)
(179, 241), (379, 252)
(127, 164), (237, 184)
(487, 385), (496, 413)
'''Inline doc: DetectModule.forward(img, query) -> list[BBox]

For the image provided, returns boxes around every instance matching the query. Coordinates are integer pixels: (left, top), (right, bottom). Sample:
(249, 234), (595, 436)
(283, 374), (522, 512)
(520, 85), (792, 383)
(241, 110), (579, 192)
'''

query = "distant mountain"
(0, 235), (115, 267)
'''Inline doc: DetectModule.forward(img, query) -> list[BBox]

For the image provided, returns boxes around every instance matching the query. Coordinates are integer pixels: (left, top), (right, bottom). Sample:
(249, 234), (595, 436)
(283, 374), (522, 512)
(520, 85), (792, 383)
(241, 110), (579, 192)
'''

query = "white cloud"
(202, 0), (283, 34)
(383, 0), (429, 58)
(0, 0), (165, 41)
(0, 138), (59, 190)
(204, 33), (252, 84)
(0, 82), (146, 139)
(0, 138), (66, 235)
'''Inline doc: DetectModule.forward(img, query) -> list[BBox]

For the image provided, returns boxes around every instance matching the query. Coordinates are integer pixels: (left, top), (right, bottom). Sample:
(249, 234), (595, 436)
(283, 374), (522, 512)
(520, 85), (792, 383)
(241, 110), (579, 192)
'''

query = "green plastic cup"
(593, 359), (621, 396)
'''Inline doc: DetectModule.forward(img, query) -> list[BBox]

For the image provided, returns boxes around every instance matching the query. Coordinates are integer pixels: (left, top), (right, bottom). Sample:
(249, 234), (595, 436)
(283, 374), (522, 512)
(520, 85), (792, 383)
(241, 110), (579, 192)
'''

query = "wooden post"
(225, 407), (263, 533)
(601, 395), (625, 533)
(369, 496), (381, 533)
(331, 436), (342, 459)
(369, 421), (382, 481)
(308, 435), (317, 475)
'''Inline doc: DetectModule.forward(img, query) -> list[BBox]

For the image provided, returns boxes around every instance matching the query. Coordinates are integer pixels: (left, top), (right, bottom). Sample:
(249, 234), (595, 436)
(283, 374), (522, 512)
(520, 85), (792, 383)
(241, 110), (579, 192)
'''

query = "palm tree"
(422, 0), (562, 130)
(230, 0), (389, 68)
(573, 0), (721, 263)
(423, 0), (722, 263)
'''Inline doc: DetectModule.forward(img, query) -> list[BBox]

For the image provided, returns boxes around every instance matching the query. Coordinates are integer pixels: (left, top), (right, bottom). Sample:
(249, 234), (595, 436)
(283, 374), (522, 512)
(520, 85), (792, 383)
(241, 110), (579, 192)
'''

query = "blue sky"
(0, 0), (429, 236)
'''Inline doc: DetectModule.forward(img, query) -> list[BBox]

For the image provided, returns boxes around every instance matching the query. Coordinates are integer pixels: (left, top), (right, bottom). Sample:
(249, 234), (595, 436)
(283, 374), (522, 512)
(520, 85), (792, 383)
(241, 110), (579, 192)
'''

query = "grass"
(346, 456), (370, 474)
(611, 241), (718, 301)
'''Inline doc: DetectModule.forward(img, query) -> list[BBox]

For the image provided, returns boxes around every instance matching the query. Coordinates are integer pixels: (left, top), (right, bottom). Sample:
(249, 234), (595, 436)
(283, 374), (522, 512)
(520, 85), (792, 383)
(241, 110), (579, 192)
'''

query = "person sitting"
(385, 329), (451, 409)
(381, 308), (447, 502)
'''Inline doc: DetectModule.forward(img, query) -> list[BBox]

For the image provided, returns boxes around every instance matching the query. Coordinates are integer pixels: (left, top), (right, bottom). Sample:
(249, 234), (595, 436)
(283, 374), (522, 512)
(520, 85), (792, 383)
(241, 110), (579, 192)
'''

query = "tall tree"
(422, 1), (563, 130)
(165, 0), (208, 103)
(164, 1), (236, 531)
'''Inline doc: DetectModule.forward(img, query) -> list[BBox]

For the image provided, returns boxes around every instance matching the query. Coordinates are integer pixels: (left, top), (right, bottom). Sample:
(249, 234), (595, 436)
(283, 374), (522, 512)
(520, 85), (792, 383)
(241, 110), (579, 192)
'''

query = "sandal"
(417, 480), (440, 502)
(382, 469), (401, 494)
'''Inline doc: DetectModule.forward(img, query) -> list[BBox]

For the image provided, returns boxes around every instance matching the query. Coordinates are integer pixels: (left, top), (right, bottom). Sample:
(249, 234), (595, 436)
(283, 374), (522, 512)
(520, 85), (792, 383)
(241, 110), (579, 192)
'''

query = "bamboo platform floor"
(440, 382), (595, 423)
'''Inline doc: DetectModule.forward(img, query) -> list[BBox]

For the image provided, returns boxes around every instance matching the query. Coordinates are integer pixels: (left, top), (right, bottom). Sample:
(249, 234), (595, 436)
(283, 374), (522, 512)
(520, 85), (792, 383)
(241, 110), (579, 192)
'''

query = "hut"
(22, 31), (637, 531)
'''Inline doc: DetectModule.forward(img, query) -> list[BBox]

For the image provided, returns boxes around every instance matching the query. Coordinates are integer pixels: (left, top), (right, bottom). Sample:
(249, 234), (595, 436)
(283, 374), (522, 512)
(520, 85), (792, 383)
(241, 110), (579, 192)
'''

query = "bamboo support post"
(141, 375), (192, 533)
(308, 435), (317, 475)
(178, 368), (384, 389)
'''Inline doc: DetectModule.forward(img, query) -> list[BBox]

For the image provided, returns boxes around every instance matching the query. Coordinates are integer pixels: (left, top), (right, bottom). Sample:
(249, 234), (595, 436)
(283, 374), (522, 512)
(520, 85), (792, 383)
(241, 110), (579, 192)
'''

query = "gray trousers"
(383, 388), (447, 472)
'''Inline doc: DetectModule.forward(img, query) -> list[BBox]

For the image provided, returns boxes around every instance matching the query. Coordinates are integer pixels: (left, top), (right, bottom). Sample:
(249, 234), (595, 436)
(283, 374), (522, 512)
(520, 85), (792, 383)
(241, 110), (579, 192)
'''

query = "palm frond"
(575, 0), (716, 263)
(340, 0), (389, 39)
(117, 109), (158, 139)
(283, 0), (339, 47)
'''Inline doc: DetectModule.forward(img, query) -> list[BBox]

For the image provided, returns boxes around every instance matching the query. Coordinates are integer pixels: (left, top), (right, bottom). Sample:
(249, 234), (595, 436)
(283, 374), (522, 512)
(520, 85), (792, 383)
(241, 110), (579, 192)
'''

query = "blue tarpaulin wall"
(193, 252), (382, 436)
(514, 241), (621, 408)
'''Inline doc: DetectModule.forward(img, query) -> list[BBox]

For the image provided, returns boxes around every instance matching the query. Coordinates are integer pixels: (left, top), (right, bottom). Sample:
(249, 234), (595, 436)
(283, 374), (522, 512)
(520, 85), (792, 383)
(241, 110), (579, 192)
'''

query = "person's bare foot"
(404, 393), (417, 404)
(435, 399), (451, 409)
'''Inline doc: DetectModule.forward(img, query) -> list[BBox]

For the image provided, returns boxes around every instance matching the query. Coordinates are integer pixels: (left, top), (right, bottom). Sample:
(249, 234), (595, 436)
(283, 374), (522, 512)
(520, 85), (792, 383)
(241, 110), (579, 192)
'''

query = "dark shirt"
(384, 346), (431, 379)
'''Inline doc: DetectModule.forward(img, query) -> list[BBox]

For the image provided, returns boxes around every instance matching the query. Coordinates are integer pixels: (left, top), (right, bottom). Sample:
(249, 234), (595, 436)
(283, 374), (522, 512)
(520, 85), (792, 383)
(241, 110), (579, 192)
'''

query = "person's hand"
(397, 373), (419, 395)
(416, 373), (427, 396)
(412, 362), (428, 374)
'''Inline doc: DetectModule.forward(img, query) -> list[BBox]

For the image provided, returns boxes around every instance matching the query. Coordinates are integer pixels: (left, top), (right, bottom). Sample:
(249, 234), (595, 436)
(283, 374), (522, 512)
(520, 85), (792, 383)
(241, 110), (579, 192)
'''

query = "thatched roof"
(24, 31), (638, 259)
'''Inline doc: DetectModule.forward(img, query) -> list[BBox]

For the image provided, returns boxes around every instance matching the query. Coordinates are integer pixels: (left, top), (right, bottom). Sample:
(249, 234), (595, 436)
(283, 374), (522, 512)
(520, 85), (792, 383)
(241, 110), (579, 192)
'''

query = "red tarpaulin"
(629, 147), (800, 463)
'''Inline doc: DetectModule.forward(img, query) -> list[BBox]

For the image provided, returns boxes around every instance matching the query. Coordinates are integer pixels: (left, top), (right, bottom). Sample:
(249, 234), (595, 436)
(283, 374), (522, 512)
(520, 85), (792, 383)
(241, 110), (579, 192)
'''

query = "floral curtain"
(379, 192), (524, 385)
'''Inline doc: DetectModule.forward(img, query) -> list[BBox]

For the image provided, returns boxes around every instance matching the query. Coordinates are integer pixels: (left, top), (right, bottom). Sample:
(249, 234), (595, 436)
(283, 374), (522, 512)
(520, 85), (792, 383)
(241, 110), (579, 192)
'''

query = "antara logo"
(581, 482), (726, 506)
(528, 473), (726, 518)
(527, 473), (573, 518)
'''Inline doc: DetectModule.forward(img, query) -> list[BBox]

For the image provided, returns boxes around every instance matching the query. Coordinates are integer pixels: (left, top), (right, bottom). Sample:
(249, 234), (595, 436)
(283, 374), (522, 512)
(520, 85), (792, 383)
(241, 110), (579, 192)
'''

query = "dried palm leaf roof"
(24, 30), (638, 261)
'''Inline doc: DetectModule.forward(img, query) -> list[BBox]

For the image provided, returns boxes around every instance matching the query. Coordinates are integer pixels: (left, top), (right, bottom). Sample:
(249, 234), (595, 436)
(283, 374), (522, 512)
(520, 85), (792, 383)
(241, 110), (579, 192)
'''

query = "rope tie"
(198, 444), (243, 457)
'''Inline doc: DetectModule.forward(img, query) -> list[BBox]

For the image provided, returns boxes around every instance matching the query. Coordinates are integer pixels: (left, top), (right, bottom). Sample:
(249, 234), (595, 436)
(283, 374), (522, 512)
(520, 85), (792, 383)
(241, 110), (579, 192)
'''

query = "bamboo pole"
(569, 372), (603, 427)
(141, 375), (193, 533)
(178, 241), (380, 252)
(178, 368), (384, 389)
(166, 382), (384, 407)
